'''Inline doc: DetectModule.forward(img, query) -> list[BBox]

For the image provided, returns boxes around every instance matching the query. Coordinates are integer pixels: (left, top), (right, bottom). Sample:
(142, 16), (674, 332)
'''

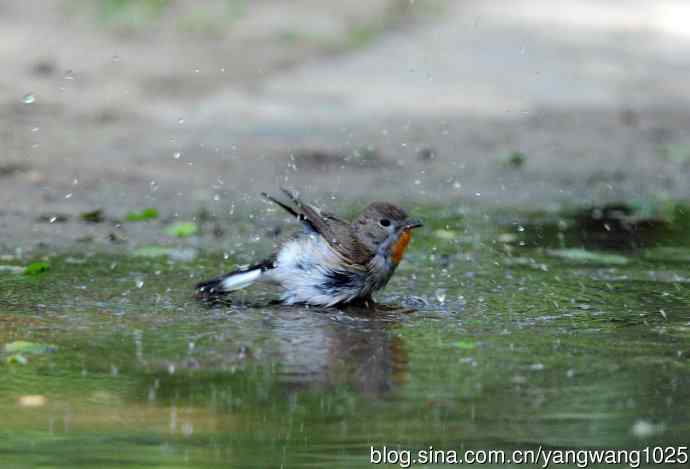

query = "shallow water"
(2, 206), (690, 468)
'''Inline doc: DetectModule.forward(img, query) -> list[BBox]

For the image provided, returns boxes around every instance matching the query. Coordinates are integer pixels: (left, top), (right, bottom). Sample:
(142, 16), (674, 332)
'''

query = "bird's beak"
(402, 218), (423, 230)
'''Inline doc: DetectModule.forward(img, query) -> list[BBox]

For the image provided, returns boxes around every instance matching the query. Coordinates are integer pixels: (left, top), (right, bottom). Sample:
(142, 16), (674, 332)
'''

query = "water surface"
(1, 205), (689, 468)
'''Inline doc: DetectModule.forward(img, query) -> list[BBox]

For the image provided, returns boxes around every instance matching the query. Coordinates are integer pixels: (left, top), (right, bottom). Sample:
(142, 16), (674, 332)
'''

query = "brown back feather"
(266, 189), (374, 264)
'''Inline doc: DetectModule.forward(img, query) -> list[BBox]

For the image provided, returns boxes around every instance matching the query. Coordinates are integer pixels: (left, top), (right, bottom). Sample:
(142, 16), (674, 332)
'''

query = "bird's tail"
(195, 261), (272, 297)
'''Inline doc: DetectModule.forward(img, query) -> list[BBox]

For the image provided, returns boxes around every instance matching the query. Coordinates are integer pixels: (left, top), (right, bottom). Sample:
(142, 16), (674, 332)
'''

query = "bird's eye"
(379, 219), (391, 227)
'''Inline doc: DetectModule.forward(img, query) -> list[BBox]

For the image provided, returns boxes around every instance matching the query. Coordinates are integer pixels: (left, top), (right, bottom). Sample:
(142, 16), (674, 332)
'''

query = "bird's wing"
(262, 189), (372, 263)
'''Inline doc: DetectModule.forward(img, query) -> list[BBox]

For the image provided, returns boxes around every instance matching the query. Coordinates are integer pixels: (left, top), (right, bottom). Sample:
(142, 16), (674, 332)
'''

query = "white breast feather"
(270, 235), (360, 306)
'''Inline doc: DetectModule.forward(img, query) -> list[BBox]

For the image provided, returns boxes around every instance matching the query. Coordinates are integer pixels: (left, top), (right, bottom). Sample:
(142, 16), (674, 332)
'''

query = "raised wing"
(262, 188), (372, 263)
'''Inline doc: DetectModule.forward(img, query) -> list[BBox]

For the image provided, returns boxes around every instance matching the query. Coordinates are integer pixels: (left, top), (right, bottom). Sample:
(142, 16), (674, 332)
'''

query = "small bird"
(196, 188), (423, 307)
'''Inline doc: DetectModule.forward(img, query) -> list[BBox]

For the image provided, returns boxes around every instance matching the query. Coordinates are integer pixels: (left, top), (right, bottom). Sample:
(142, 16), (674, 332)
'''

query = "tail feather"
(196, 261), (272, 297)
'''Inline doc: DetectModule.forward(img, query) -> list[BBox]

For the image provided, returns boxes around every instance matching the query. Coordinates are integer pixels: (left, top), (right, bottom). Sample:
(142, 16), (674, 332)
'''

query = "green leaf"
(164, 221), (199, 238)
(501, 151), (527, 168)
(4, 341), (57, 354)
(5, 354), (28, 365)
(24, 262), (50, 275)
(80, 209), (105, 223)
(455, 340), (477, 350)
(126, 208), (159, 222)
(545, 249), (628, 265)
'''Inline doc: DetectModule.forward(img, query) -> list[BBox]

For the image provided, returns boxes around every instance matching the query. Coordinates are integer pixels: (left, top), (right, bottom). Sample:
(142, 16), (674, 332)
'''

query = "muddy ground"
(2, 0), (690, 253)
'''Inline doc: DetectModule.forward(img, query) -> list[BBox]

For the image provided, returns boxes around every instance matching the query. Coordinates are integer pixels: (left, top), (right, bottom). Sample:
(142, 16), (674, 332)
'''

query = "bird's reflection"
(134, 302), (413, 406)
(265, 303), (410, 396)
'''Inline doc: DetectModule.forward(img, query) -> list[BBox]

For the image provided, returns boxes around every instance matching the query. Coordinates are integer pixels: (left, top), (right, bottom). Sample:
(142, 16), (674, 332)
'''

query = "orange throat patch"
(391, 229), (412, 264)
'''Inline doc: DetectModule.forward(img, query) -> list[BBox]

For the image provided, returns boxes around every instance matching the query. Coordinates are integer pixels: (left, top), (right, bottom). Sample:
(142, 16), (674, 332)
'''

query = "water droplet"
(213, 194), (220, 201)
(136, 279), (144, 288)
(219, 67), (225, 72)
(112, 55), (120, 63)
(63, 70), (74, 80)
(517, 225), (525, 232)
(631, 420), (664, 438)
(173, 151), (182, 159)
(65, 193), (72, 199)
(168, 364), (176, 375)
(414, 179), (421, 185)
(31, 127), (40, 132)
(177, 118), (185, 125)
(453, 181), (462, 189)
(49, 216), (57, 223)
(22, 93), (35, 104)
(435, 289), (447, 304)
(182, 422), (194, 437)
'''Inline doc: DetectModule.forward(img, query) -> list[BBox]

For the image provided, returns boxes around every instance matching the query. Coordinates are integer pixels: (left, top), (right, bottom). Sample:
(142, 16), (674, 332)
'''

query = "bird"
(195, 188), (423, 307)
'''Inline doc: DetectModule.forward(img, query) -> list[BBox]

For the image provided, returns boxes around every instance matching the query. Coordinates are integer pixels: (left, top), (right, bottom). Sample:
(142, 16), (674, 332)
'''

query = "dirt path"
(2, 0), (690, 252)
